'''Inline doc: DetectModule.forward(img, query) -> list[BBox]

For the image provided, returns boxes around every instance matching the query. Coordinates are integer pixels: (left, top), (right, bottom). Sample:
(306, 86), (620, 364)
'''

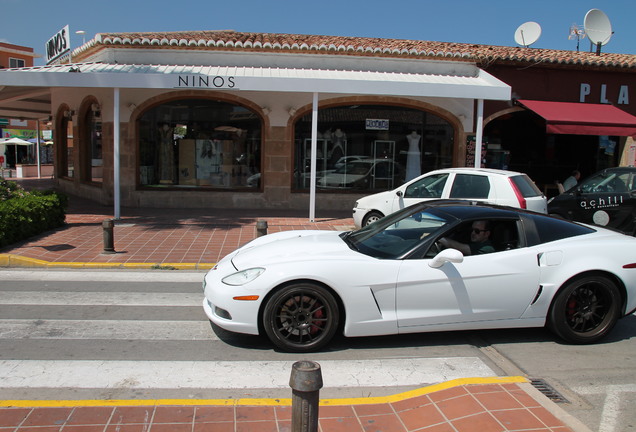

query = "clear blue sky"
(1, 0), (633, 66)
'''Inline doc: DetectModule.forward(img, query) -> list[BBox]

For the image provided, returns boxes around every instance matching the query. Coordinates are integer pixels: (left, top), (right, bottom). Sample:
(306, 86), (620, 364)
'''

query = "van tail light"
(509, 178), (527, 209)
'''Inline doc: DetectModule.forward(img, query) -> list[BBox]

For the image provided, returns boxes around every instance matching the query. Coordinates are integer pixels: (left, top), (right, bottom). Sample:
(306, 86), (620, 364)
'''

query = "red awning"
(517, 100), (636, 137)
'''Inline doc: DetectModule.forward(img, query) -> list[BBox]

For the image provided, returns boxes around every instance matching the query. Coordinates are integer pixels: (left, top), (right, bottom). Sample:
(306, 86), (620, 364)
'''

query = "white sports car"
(203, 201), (636, 352)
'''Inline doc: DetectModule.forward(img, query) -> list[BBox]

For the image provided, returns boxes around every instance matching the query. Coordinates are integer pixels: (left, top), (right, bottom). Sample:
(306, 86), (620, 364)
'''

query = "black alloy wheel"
(263, 283), (339, 352)
(548, 275), (621, 344)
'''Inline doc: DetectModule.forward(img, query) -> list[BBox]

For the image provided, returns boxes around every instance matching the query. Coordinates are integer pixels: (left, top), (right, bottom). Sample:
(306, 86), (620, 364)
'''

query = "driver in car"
(439, 220), (495, 255)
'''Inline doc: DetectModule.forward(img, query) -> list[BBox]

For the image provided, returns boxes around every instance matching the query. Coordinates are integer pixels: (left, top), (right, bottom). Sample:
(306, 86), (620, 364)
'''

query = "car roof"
(425, 167), (527, 177)
(351, 159), (397, 165)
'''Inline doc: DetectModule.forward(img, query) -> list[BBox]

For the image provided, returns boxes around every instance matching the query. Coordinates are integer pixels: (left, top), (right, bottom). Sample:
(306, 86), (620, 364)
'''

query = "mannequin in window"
(329, 128), (346, 168)
(406, 131), (421, 181)
(158, 123), (175, 184)
(322, 128), (333, 142)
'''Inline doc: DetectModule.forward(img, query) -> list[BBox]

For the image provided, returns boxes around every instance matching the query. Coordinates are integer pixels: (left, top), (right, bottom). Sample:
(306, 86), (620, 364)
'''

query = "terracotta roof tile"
(78, 30), (635, 70)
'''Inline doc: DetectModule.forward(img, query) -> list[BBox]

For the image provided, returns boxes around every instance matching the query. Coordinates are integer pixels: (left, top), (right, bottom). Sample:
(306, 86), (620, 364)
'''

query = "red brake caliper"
(310, 301), (324, 334)
(566, 298), (577, 321)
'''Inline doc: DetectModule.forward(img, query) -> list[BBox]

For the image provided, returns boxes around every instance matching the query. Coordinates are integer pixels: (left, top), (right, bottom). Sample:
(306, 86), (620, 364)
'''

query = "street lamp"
(76, 30), (86, 45)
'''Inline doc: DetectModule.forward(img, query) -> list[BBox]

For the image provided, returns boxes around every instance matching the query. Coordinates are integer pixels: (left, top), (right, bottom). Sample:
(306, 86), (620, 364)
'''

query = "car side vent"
(530, 378), (569, 403)
(531, 285), (543, 305)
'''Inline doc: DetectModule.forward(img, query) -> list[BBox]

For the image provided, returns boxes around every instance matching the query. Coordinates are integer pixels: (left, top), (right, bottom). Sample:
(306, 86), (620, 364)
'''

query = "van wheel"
(362, 211), (384, 226)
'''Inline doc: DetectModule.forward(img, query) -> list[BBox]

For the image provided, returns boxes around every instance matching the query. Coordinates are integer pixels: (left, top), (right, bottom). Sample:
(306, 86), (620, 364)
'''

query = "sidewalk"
(0, 378), (590, 432)
(0, 179), (591, 432)
(0, 178), (356, 269)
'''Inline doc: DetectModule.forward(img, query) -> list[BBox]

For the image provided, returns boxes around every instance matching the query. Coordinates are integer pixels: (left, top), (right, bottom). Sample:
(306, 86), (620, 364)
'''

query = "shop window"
(138, 99), (261, 189)
(293, 105), (453, 192)
(81, 108), (103, 183)
(56, 113), (74, 178)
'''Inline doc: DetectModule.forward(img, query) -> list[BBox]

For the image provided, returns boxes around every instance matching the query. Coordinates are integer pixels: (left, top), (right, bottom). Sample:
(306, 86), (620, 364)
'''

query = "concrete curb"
(0, 254), (215, 270)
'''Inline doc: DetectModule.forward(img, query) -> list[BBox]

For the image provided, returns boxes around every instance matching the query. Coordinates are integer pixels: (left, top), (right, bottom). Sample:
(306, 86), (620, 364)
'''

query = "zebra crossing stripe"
(0, 358), (495, 390)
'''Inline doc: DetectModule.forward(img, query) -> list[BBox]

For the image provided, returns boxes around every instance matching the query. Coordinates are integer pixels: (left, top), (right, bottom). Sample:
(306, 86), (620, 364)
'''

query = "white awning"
(0, 63), (510, 118)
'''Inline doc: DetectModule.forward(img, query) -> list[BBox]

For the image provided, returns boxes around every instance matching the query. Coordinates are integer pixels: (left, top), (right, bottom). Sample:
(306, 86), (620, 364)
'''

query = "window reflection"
(83, 109), (102, 183)
(294, 105), (453, 192)
(138, 99), (261, 189)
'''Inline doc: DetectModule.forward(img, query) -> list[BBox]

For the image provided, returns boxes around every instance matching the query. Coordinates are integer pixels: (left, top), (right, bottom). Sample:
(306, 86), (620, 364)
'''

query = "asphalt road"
(1, 269), (634, 432)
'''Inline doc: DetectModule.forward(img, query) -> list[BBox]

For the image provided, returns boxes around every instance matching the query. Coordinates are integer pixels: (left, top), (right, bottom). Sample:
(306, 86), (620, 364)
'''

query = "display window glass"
(293, 105), (453, 192)
(56, 114), (74, 179)
(82, 109), (102, 183)
(138, 99), (262, 189)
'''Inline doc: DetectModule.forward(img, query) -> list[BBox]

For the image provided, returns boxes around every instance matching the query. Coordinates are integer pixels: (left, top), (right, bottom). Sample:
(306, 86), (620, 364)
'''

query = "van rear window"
(510, 175), (542, 197)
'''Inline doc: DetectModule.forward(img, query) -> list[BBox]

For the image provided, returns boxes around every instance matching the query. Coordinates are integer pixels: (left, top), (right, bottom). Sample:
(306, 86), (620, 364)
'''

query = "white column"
(309, 92), (318, 222)
(474, 99), (484, 168)
(36, 120), (42, 178)
(113, 88), (121, 220)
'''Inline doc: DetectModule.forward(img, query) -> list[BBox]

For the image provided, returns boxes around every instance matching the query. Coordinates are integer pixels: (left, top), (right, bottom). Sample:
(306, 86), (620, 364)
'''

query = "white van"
(353, 168), (547, 228)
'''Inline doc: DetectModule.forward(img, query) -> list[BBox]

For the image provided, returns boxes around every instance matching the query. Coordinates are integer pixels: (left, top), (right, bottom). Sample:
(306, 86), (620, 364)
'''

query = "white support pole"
(36, 120), (42, 178)
(113, 88), (121, 220)
(474, 99), (484, 168)
(309, 92), (318, 222)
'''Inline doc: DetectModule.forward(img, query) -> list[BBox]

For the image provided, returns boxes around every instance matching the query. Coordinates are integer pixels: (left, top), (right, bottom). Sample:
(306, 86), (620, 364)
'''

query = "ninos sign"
(46, 25), (71, 64)
(175, 75), (236, 89)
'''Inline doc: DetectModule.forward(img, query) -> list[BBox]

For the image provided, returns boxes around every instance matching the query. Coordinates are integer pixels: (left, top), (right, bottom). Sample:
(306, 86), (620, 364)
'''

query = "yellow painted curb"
(0, 254), (214, 270)
(0, 376), (528, 408)
(0, 254), (50, 268)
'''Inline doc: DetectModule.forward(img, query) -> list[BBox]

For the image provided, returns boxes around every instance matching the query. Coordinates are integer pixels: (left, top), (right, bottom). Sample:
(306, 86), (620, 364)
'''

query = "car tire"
(548, 274), (621, 344)
(362, 211), (384, 226)
(262, 282), (340, 353)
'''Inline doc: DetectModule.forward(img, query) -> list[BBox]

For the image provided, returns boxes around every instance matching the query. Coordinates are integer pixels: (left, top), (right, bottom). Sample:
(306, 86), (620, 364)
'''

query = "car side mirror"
(396, 190), (403, 197)
(429, 248), (464, 268)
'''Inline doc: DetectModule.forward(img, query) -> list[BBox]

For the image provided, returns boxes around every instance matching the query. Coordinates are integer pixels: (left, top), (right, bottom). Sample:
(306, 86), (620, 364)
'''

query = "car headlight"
(222, 268), (265, 286)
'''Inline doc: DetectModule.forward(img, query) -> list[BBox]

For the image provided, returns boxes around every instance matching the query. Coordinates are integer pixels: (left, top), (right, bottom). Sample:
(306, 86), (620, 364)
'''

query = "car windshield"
(342, 205), (454, 259)
(580, 171), (631, 193)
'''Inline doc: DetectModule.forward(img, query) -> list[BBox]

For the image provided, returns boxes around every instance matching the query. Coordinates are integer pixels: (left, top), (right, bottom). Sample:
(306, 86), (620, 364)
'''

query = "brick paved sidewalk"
(0, 379), (589, 432)
(1, 179), (355, 268)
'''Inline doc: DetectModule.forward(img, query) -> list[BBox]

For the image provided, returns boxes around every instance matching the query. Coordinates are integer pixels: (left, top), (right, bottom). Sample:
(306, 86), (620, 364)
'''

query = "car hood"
(357, 190), (394, 207)
(231, 230), (353, 269)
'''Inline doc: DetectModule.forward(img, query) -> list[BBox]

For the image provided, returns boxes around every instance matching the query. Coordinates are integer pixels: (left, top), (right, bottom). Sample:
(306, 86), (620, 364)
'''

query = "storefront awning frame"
(0, 62), (511, 220)
(0, 62), (511, 100)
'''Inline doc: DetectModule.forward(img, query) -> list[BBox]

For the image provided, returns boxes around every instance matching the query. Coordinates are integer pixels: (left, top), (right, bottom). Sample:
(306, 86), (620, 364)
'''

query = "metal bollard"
(102, 219), (116, 254)
(256, 220), (268, 237)
(289, 360), (323, 432)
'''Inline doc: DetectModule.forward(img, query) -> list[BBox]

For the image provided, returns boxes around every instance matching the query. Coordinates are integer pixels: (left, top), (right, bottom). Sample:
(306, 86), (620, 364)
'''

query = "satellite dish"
(584, 9), (612, 54)
(514, 21), (542, 47)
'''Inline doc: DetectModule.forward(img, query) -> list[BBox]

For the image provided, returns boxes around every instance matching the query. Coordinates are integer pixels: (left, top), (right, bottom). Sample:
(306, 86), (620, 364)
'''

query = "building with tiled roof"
(1, 30), (635, 215)
(72, 30), (635, 70)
